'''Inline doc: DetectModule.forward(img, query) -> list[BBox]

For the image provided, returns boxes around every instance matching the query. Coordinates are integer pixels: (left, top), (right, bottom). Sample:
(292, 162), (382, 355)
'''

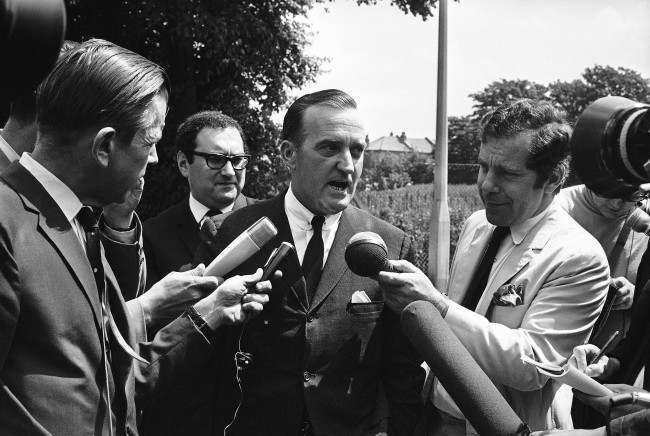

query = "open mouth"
(328, 181), (350, 191)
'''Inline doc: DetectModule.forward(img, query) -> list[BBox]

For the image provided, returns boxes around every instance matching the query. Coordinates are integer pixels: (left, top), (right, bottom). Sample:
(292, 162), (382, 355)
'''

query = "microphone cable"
(223, 323), (253, 436)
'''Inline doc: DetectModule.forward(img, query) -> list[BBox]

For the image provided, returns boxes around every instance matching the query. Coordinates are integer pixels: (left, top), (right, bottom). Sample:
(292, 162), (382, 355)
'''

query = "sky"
(287, 0), (650, 140)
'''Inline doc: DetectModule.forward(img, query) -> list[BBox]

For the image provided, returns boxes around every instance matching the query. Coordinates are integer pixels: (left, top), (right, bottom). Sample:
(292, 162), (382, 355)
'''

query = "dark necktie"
(77, 206), (105, 295)
(461, 226), (510, 310)
(302, 215), (325, 303)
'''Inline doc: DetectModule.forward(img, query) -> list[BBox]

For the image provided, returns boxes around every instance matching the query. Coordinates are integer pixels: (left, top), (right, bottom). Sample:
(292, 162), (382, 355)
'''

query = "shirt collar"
(188, 193), (235, 223)
(19, 153), (83, 223)
(285, 184), (341, 231)
(508, 201), (554, 245)
(0, 133), (20, 163)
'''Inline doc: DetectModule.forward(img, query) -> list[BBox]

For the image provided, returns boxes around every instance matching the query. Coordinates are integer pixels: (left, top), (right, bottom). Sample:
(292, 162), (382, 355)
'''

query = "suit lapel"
(475, 212), (555, 316)
(0, 163), (103, 330)
(177, 198), (200, 256)
(265, 194), (310, 311)
(309, 208), (353, 311)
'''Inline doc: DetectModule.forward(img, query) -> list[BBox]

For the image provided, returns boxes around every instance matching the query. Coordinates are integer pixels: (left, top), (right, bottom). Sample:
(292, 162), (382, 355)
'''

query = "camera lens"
(571, 96), (650, 199)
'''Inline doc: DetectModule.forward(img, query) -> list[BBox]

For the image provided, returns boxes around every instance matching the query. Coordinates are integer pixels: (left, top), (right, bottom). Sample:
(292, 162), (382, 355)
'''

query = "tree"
(64, 0), (441, 218)
(549, 65), (650, 122)
(448, 115), (480, 164)
(469, 79), (549, 120)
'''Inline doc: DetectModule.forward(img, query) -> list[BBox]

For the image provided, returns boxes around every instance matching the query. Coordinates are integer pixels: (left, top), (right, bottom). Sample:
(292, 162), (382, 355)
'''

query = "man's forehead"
(195, 127), (244, 153)
(301, 105), (367, 137)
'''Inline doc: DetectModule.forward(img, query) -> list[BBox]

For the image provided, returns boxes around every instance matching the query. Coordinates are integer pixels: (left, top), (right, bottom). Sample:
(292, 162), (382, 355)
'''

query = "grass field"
(356, 184), (483, 271)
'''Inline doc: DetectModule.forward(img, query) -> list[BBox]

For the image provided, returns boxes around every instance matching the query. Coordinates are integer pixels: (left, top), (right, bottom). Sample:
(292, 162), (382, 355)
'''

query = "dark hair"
(175, 110), (247, 163)
(481, 99), (571, 189)
(37, 38), (169, 142)
(281, 89), (358, 145)
(9, 40), (81, 124)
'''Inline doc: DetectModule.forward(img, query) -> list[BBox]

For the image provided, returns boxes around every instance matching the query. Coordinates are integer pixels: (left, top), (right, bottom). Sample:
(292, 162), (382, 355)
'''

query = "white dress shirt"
(189, 193), (235, 225)
(0, 133), (20, 163)
(284, 184), (342, 267)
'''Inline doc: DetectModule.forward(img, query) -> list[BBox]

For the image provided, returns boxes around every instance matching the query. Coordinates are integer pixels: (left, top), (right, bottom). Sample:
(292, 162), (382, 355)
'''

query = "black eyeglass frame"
(187, 151), (251, 170)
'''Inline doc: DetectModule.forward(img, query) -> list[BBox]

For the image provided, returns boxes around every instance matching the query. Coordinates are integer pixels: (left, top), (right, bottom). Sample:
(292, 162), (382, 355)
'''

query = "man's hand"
(193, 268), (271, 329)
(571, 344), (610, 378)
(377, 260), (447, 315)
(611, 276), (634, 311)
(103, 177), (145, 229)
(138, 264), (219, 329)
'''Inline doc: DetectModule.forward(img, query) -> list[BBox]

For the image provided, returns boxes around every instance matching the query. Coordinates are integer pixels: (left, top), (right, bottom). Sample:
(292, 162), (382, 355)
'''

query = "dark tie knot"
(311, 215), (325, 232)
(493, 226), (510, 242)
(205, 209), (222, 219)
(77, 206), (102, 233)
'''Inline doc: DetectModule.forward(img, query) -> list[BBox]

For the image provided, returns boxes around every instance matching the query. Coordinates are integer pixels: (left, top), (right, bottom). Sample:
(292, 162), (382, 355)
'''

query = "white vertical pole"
(428, 0), (450, 293)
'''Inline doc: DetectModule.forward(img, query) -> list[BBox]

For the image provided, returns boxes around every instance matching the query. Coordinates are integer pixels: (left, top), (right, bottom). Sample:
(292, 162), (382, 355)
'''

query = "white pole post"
(428, 0), (450, 293)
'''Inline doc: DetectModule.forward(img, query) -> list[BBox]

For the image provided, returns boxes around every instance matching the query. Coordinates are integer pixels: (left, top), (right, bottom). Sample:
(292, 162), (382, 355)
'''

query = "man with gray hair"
(378, 99), (610, 434)
(0, 39), (269, 436)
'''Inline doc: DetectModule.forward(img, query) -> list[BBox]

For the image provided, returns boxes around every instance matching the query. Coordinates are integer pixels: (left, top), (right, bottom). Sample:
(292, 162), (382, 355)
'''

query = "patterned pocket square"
(492, 283), (525, 307)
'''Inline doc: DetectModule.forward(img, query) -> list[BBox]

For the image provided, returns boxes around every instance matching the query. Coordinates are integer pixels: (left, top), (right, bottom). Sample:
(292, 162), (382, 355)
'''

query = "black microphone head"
(345, 232), (390, 277)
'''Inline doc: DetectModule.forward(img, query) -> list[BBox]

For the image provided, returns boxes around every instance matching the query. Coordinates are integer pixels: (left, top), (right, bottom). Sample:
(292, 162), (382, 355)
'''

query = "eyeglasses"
(188, 151), (250, 170)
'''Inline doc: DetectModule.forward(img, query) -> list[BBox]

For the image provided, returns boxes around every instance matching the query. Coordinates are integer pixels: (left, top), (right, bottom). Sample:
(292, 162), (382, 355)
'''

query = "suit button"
(303, 371), (312, 382)
(306, 315), (314, 323)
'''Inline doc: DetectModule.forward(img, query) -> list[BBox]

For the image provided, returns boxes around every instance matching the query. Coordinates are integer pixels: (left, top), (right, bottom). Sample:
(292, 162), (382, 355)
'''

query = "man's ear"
(177, 150), (190, 178)
(544, 168), (564, 194)
(91, 127), (117, 168)
(280, 140), (297, 169)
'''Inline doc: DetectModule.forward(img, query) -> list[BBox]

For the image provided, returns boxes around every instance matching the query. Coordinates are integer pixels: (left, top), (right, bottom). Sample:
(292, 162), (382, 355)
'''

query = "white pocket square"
(350, 290), (372, 303)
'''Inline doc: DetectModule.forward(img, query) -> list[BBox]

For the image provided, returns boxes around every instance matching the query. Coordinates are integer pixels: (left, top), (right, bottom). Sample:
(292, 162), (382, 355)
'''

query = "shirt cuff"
(100, 214), (141, 244)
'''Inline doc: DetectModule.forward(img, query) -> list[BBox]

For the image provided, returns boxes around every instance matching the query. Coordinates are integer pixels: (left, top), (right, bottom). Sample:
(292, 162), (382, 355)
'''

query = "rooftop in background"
(367, 132), (434, 154)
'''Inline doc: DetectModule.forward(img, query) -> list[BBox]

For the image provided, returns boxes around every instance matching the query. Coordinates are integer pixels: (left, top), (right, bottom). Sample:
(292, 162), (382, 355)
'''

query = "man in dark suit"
(143, 111), (256, 288)
(142, 89), (424, 435)
(0, 39), (271, 436)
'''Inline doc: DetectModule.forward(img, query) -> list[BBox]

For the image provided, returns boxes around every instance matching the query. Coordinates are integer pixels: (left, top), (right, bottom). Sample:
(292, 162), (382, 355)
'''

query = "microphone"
(628, 207), (650, 235)
(345, 231), (394, 277)
(401, 301), (530, 436)
(204, 217), (278, 277)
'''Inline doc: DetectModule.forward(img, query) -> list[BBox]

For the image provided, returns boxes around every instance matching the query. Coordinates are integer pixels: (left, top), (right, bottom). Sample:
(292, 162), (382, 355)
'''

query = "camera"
(571, 96), (650, 199)
(0, 0), (66, 101)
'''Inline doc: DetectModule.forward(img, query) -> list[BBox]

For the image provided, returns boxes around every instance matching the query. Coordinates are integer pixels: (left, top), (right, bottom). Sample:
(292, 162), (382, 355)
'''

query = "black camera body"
(571, 96), (650, 199)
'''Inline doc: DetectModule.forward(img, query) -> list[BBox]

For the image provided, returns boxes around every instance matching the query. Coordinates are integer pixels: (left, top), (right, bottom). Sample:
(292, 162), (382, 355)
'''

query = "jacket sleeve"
(382, 234), (425, 435)
(101, 214), (146, 302)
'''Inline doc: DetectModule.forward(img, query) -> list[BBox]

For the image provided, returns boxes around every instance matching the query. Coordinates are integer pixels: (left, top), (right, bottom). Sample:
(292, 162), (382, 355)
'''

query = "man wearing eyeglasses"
(143, 111), (256, 289)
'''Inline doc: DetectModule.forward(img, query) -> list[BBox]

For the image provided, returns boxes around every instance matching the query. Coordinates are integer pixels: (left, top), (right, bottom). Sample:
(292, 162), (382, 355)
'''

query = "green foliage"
(357, 183), (482, 270)
(469, 79), (549, 120)
(360, 152), (437, 190)
(549, 65), (650, 122)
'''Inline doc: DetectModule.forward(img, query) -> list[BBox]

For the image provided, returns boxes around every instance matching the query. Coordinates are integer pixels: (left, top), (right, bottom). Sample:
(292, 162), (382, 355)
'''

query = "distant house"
(367, 132), (434, 155)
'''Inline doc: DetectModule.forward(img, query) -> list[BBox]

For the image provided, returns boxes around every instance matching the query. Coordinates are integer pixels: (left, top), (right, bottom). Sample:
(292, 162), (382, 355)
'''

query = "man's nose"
(148, 145), (159, 165)
(337, 149), (354, 173)
(479, 169), (499, 193)
(220, 159), (236, 176)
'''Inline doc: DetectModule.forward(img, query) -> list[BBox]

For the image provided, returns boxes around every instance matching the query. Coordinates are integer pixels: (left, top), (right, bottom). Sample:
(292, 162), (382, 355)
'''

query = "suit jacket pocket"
(346, 301), (384, 320)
